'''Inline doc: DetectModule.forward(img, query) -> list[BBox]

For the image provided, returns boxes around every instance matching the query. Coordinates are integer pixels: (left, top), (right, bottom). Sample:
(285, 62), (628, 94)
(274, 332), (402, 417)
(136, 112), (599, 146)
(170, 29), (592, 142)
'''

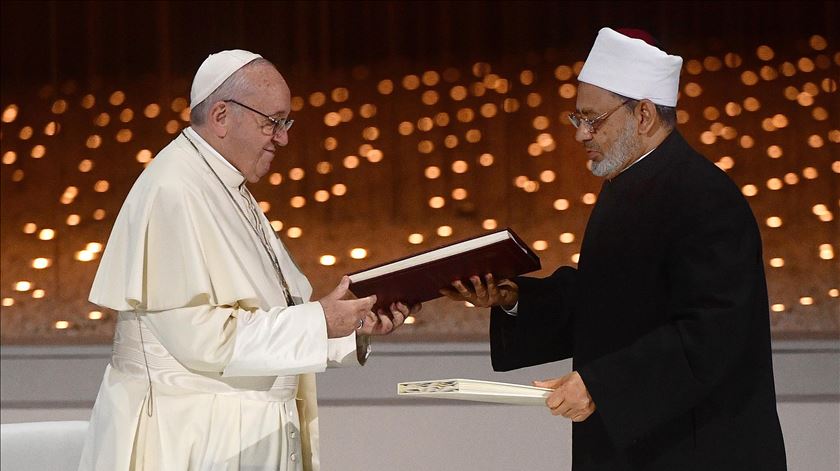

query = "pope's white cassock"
(78, 127), (364, 471)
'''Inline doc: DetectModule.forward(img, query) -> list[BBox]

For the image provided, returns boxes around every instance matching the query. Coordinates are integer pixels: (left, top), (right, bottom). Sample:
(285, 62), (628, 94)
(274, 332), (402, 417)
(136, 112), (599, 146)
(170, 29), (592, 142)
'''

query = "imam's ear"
(636, 99), (658, 134)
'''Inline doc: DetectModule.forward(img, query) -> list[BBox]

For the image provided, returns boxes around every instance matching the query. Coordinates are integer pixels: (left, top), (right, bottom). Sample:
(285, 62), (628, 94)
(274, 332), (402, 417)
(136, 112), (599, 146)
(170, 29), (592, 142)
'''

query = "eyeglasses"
(224, 99), (294, 135)
(568, 100), (629, 134)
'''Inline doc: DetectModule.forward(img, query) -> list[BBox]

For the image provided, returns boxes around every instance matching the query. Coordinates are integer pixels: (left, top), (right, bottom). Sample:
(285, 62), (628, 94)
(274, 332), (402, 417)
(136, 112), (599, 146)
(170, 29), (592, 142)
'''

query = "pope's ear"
(207, 101), (230, 138)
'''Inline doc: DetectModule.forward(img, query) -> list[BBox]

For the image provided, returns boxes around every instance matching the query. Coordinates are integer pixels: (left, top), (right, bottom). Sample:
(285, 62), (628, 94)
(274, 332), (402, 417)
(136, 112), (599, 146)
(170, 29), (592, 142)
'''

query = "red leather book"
(348, 228), (541, 310)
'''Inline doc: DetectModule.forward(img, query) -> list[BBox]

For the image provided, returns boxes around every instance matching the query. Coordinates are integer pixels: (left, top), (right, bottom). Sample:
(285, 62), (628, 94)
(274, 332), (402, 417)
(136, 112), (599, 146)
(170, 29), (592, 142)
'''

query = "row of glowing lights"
(2, 72), (835, 158)
(2, 67), (832, 142)
(10, 248), (838, 303)
(243, 142), (840, 207)
(0, 36), (833, 129)
(2, 92), (189, 122)
(15, 231), (104, 260)
(1, 74), (836, 216)
(768, 244), (837, 267)
(1, 50), (834, 136)
(300, 49), (839, 108)
(10, 213), (834, 328)
(1, 92), (191, 147)
(4, 290), (837, 330)
(18, 209), (838, 267)
(49, 146), (840, 199)
(6, 133), (838, 236)
(312, 240), (836, 267)
(736, 61), (837, 85)
(14, 229), (835, 288)
(12, 182), (839, 244)
(413, 38), (836, 87)
(14, 130), (837, 180)
(4, 92), (836, 180)
(7, 145), (835, 221)
(15, 148), (838, 217)
(738, 168), (840, 217)
(765, 207), (835, 226)
(684, 49), (833, 76)
(1, 78), (834, 150)
(3, 108), (837, 168)
(17, 186), (836, 256)
(331, 72), (836, 144)
(331, 53), (838, 105)
(701, 132), (835, 150)
(4, 90), (836, 162)
(4, 154), (836, 217)
(0, 33), (831, 119)
(319, 77), (837, 135)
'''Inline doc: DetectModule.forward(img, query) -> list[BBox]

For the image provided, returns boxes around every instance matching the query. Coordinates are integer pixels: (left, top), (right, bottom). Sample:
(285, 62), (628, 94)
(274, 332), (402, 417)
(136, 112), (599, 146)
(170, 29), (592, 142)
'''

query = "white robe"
(79, 128), (364, 471)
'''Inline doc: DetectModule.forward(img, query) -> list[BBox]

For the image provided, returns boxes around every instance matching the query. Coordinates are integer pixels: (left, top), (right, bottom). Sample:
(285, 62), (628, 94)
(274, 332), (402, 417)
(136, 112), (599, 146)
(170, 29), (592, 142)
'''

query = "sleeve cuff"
(501, 302), (519, 315)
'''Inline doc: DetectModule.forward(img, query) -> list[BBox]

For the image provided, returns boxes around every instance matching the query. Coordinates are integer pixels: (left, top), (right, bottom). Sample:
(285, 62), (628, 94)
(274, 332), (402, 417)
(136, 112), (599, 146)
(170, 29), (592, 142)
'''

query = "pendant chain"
(182, 131), (295, 306)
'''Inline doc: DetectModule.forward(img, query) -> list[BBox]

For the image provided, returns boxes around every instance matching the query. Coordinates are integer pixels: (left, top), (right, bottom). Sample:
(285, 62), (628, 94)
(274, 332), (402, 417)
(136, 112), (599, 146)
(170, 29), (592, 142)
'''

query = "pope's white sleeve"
(142, 301), (334, 377)
(223, 301), (331, 377)
(141, 304), (238, 372)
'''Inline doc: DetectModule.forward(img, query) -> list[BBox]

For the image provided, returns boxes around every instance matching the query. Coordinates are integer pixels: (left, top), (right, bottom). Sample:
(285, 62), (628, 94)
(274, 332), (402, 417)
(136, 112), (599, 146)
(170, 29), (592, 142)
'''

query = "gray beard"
(590, 121), (639, 178)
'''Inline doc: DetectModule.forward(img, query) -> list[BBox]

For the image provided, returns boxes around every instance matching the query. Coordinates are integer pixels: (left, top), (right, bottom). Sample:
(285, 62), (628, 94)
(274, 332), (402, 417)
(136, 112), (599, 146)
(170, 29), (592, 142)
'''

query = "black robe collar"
(603, 130), (689, 194)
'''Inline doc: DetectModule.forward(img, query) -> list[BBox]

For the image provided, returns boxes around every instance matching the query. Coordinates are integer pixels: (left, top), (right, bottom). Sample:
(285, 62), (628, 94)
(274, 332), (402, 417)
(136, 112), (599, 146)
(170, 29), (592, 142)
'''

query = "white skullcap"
(190, 49), (263, 107)
(578, 28), (683, 107)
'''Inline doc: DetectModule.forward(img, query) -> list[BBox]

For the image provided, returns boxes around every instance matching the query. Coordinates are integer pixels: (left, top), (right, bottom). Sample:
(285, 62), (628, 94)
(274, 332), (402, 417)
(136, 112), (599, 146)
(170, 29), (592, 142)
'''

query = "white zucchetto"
(190, 49), (263, 108)
(578, 28), (683, 107)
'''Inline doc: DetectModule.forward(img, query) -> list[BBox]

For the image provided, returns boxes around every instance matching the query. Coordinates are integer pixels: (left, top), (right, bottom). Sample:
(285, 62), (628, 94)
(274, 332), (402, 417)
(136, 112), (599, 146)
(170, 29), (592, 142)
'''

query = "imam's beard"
(590, 120), (640, 178)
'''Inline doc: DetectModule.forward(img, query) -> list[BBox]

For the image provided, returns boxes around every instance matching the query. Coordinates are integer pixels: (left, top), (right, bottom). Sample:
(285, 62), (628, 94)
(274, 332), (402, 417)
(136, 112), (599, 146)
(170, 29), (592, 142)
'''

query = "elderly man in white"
(79, 50), (418, 471)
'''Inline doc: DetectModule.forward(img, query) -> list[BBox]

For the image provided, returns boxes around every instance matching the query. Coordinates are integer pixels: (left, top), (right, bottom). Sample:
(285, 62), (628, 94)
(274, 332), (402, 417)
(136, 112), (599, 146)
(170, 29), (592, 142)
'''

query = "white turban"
(190, 49), (263, 108)
(578, 28), (683, 107)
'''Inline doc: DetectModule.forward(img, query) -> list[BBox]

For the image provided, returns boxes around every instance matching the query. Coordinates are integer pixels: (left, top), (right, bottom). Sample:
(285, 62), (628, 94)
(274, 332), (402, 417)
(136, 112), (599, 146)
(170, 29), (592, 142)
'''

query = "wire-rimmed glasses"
(568, 100), (630, 134)
(224, 99), (294, 135)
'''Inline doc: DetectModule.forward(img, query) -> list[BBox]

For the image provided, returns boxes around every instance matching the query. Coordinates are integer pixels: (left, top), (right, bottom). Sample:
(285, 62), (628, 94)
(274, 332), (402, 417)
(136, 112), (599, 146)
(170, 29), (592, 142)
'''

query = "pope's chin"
(252, 167), (271, 182)
(256, 152), (275, 175)
(247, 165), (272, 183)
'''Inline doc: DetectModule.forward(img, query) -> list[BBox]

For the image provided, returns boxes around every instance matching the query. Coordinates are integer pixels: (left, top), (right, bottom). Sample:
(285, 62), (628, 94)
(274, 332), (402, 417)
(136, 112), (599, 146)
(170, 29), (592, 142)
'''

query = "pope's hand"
(439, 273), (519, 309)
(534, 371), (596, 422)
(357, 301), (421, 336)
(319, 276), (376, 338)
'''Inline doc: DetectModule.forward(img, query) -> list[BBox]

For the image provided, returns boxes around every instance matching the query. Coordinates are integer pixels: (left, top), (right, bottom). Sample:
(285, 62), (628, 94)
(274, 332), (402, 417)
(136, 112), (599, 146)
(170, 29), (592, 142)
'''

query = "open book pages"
(349, 230), (524, 282)
(397, 379), (552, 406)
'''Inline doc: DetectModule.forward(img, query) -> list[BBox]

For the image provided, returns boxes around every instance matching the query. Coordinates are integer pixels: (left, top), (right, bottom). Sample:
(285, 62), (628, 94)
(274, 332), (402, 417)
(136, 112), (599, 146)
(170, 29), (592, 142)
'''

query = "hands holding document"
(439, 273), (519, 310)
(320, 275), (420, 338)
(360, 299), (420, 336)
(441, 273), (595, 422)
(535, 372), (596, 422)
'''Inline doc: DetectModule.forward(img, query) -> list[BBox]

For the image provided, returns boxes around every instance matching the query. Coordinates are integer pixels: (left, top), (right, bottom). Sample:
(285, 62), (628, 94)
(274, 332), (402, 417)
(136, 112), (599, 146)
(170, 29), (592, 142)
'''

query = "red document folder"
(347, 228), (541, 310)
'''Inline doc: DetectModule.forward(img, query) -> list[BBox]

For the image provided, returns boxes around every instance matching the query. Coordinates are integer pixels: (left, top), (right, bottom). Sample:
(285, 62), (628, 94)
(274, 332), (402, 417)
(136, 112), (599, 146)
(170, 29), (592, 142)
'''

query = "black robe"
(490, 131), (786, 470)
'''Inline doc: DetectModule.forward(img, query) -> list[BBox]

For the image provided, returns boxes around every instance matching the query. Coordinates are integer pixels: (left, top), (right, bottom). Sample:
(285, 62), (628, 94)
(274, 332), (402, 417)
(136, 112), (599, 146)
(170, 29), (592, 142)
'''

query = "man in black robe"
(442, 28), (786, 470)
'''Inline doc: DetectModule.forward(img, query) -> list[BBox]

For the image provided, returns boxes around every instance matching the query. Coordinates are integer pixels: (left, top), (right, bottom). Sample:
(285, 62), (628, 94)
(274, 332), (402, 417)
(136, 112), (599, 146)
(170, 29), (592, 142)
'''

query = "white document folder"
(397, 379), (552, 406)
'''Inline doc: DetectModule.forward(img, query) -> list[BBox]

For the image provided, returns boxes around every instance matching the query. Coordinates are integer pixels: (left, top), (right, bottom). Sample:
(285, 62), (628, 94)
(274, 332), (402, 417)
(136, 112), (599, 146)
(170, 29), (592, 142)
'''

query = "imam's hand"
(534, 371), (596, 422)
(439, 273), (519, 309)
